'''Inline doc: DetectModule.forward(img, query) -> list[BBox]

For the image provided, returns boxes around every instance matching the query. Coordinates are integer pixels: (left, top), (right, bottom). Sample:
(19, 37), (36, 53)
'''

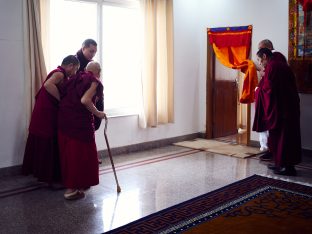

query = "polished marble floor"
(0, 145), (311, 234)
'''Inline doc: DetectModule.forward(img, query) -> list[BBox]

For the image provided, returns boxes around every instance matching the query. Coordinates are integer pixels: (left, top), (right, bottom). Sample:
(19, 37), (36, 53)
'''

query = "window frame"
(60, 0), (141, 117)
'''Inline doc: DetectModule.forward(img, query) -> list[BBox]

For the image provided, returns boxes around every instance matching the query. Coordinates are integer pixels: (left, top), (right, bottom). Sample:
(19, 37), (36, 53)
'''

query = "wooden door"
(213, 80), (237, 137)
(206, 39), (249, 144)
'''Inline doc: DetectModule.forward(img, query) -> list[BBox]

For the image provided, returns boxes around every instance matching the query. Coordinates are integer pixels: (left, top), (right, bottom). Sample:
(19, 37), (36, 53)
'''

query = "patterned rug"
(104, 175), (312, 234)
(173, 138), (261, 158)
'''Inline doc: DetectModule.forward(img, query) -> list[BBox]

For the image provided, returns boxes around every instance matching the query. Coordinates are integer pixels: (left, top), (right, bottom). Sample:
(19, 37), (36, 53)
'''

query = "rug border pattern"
(158, 185), (312, 234)
(105, 175), (312, 233)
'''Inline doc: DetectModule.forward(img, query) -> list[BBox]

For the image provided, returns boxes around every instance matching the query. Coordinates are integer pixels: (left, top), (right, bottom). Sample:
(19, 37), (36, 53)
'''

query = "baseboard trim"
(0, 165), (22, 178)
(302, 148), (312, 157)
(98, 132), (202, 158)
(2, 133), (310, 178)
(0, 133), (202, 178)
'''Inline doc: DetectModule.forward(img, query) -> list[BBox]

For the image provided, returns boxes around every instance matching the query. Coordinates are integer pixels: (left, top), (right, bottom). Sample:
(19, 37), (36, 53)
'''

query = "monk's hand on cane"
(97, 112), (106, 119)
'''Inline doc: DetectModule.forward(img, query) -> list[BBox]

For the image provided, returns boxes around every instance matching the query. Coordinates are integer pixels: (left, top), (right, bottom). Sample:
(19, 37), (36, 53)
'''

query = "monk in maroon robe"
(22, 55), (80, 184)
(258, 39), (287, 64)
(76, 39), (103, 157)
(256, 39), (288, 161)
(75, 39), (97, 72)
(253, 48), (301, 176)
(58, 61), (105, 200)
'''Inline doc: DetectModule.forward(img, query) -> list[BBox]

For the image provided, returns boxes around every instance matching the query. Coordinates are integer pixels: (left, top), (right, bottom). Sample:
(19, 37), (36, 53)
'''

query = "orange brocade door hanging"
(207, 25), (258, 103)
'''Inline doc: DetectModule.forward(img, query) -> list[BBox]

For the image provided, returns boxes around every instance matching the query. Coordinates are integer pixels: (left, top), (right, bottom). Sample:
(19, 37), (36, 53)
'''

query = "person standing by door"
(253, 48), (301, 176)
(255, 39), (288, 160)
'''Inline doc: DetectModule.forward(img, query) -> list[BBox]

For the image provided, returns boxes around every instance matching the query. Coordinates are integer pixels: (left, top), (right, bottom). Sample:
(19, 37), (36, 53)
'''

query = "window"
(48, 0), (142, 116)
(49, 0), (98, 67)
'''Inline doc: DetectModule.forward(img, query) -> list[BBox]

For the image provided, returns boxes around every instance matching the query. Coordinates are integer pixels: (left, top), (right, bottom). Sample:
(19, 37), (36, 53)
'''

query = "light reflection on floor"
(102, 189), (141, 231)
(0, 145), (311, 233)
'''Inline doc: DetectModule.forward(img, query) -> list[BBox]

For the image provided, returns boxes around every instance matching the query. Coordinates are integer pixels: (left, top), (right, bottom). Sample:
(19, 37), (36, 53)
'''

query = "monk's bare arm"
(81, 82), (106, 119)
(44, 72), (64, 101)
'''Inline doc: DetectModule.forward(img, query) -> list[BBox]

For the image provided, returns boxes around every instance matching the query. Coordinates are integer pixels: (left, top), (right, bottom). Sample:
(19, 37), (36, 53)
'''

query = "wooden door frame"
(206, 40), (251, 145)
(206, 42), (215, 139)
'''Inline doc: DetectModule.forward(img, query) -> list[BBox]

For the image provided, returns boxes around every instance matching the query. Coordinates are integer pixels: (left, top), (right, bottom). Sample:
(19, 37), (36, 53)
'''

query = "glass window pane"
(49, 0), (97, 70)
(48, 0), (142, 114)
(102, 5), (142, 112)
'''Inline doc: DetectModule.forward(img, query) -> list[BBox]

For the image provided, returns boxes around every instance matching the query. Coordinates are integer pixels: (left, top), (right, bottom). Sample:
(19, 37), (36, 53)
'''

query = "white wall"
(94, 0), (203, 151)
(196, 0), (290, 142)
(0, 0), (26, 168)
(0, 0), (311, 169)
(194, 0), (311, 149)
(0, 0), (203, 169)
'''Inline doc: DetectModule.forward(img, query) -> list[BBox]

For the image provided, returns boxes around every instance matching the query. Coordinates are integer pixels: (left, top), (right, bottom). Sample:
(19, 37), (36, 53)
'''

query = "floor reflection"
(0, 145), (311, 233)
(102, 189), (141, 232)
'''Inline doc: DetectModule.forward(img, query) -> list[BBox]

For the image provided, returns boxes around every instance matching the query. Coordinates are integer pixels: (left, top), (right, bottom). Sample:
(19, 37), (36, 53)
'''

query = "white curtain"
(139, 0), (174, 128)
(23, 0), (47, 126)
(39, 0), (50, 69)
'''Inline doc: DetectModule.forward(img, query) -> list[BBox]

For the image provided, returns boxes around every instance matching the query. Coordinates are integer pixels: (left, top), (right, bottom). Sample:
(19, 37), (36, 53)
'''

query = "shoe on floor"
(274, 166), (297, 176)
(267, 164), (279, 170)
(80, 187), (90, 192)
(64, 190), (85, 200)
(259, 152), (273, 161)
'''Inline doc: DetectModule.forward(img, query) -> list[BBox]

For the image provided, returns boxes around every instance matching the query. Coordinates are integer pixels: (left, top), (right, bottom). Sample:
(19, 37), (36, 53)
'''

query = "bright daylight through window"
(48, 0), (142, 116)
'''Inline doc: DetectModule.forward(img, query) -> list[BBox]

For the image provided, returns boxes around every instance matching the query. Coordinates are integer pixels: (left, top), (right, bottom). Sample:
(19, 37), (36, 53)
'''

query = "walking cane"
(104, 116), (121, 193)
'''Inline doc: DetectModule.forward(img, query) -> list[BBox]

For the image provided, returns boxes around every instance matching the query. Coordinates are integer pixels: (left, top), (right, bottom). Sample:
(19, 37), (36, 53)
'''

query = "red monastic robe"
(253, 57), (301, 167)
(22, 66), (68, 183)
(58, 71), (103, 188)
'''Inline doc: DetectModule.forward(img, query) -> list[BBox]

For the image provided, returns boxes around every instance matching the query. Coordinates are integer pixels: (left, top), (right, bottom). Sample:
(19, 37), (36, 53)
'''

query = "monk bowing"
(253, 48), (301, 176)
(58, 61), (106, 200)
(22, 55), (80, 185)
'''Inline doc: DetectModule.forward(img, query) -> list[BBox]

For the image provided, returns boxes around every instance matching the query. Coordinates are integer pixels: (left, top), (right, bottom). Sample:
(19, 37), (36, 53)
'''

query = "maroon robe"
(22, 66), (68, 183)
(272, 51), (287, 64)
(76, 49), (90, 72)
(76, 49), (103, 130)
(253, 58), (301, 167)
(58, 71), (103, 188)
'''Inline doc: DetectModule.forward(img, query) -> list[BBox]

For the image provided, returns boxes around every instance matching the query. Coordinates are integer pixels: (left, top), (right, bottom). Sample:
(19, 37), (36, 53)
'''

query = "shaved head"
(258, 39), (274, 50)
(86, 61), (101, 78)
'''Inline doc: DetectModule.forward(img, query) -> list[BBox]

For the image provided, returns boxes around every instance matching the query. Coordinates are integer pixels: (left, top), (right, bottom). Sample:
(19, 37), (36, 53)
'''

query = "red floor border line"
(0, 149), (200, 198)
(99, 149), (201, 175)
(0, 185), (43, 198)
(99, 149), (197, 171)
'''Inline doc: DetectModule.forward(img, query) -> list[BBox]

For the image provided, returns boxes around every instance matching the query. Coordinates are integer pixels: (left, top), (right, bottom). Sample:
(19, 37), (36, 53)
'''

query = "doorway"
(206, 42), (250, 145)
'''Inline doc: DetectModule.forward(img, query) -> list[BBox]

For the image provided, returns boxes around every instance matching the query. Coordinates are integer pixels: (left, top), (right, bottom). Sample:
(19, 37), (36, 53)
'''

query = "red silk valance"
(208, 25), (252, 48)
(207, 25), (257, 103)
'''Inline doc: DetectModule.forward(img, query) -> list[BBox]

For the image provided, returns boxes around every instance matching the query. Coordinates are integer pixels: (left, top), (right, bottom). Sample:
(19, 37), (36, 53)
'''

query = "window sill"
(105, 107), (139, 118)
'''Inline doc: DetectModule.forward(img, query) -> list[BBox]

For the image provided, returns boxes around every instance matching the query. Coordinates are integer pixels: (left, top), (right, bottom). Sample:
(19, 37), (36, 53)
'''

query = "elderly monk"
(76, 39), (103, 156)
(58, 61), (106, 200)
(253, 48), (301, 176)
(258, 39), (287, 64)
(256, 39), (288, 160)
(22, 55), (80, 185)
